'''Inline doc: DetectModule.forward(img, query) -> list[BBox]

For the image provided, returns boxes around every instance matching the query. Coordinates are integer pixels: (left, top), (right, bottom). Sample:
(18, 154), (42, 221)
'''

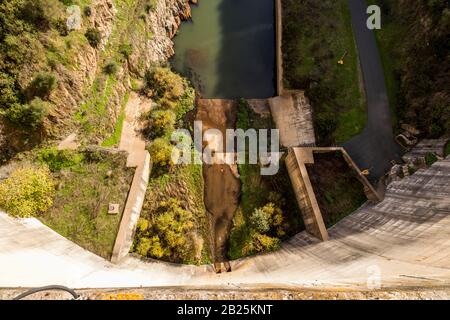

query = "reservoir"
(171, 0), (276, 99)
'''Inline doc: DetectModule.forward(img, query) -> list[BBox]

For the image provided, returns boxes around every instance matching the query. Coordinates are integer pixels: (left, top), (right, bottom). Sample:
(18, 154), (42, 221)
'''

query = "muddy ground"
(196, 99), (240, 263)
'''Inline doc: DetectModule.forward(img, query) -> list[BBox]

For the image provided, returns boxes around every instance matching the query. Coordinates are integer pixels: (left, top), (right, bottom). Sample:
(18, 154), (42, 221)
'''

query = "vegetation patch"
(133, 67), (208, 264)
(282, 0), (366, 144)
(0, 165), (55, 218)
(101, 92), (129, 147)
(306, 152), (367, 227)
(228, 100), (303, 260)
(425, 153), (438, 167)
(39, 148), (134, 259)
(445, 142), (450, 158)
(134, 163), (208, 264)
(368, 0), (449, 138)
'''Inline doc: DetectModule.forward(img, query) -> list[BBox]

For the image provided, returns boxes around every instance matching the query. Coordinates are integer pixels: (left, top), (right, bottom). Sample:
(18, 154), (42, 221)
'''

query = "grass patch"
(425, 153), (438, 167)
(75, 75), (118, 138)
(445, 142), (450, 158)
(282, 0), (366, 143)
(101, 92), (129, 147)
(306, 152), (367, 227)
(39, 149), (134, 259)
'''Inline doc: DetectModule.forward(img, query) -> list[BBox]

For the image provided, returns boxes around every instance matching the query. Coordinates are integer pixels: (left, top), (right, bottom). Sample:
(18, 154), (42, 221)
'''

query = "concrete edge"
(111, 151), (151, 263)
(275, 0), (283, 96)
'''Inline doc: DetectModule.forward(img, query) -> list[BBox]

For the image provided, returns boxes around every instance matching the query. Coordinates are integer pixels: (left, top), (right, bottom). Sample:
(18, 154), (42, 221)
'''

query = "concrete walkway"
(111, 92), (151, 263)
(1, 157), (449, 289)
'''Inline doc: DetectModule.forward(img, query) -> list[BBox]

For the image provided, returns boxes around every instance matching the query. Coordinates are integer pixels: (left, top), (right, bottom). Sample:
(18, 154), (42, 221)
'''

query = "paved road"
(343, 0), (402, 180)
(1, 158), (449, 288)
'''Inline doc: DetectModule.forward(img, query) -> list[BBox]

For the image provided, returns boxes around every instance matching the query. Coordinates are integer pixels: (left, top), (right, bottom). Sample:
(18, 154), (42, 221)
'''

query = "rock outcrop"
(0, 0), (192, 160)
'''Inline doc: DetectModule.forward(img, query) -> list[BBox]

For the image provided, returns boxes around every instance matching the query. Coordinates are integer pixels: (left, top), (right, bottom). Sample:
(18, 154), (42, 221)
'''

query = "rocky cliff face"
(54, 0), (192, 137)
(129, 0), (192, 72)
(0, 0), (192, 159)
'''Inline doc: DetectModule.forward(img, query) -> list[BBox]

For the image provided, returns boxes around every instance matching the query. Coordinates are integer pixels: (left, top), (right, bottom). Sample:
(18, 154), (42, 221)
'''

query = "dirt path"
(196, 99), (240, 263)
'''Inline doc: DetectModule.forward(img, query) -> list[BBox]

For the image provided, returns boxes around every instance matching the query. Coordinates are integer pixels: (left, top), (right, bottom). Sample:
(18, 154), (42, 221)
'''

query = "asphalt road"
(343, 0), (402, 180)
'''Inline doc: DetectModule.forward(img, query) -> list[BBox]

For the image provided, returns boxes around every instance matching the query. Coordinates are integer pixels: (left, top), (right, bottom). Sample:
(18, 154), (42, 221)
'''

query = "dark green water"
(171, 0), (275, 99)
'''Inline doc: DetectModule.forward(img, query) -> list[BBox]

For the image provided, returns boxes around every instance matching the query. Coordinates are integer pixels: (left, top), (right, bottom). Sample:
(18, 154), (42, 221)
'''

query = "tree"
(0, 166), (55, 218)
(144, 67), (195, 119)
(6, 98), (48, 128)
(27, 72), (57, 99)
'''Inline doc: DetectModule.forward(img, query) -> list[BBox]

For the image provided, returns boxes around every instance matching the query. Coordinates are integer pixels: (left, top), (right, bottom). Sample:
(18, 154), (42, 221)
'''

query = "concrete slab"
(1, 158), (449, 289)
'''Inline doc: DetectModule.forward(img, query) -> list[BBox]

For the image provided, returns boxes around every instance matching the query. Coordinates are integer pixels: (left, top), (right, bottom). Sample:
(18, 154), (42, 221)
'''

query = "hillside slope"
(0, 0), (191, 162)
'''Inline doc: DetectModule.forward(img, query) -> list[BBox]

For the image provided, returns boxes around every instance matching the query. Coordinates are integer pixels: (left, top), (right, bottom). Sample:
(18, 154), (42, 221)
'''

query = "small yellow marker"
(338, 50), (349, 65)
(100, 293), (144, 300)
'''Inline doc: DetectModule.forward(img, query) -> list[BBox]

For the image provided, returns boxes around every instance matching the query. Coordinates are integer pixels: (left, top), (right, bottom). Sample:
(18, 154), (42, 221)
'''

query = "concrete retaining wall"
(286, 149), (329, 241)
(285, 147), (382, 241)
(111, 151), (151, 263)
(275, 0), (283, 95)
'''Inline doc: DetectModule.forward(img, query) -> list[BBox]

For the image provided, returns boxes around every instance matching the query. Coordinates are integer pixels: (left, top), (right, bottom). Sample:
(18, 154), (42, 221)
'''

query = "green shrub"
(249, 203), (284, 236)
(6, 98), (48, 128)
(152, 199), (196, 261)
(249, 207), (270, 233)
(53, 18), (69, 36)
(445, 142), (450, 157)
(20, 0), (63, 31)
(37, 147), (84, 172)
(149, 109), (176, 137)
(135, 237), (152, 256)
(252, 234), (281, 253)
(85, 28), (102, 47)
(0, 166), (55, 218)
(83, 6), (92, 17)
(135, 236), (166, 258)
(144, 67), (195, 119)
(103, 62), (118, 75)
(0, 73), (18, 108)
(149, 138), (174, 168)
(425, 153), (438, 166)
(136, 218), (150, 233)
(27, 73), (57, 99)
(119, 43), (133, 59)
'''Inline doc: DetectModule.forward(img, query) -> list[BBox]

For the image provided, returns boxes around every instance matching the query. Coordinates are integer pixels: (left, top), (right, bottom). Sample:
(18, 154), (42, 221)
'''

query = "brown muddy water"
(196, 100), (240, 263)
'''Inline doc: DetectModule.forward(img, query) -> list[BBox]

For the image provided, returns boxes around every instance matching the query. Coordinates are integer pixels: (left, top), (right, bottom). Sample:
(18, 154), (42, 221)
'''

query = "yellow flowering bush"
(0, 166), (55, 218)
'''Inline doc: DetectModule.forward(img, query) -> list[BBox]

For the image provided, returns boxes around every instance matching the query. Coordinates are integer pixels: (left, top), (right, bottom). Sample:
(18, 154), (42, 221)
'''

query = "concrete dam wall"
(1, 156), (449, 289)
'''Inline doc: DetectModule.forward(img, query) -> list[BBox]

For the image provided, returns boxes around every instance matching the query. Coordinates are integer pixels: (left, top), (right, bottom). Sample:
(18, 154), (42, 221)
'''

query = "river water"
(171, 0), (275, 99)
